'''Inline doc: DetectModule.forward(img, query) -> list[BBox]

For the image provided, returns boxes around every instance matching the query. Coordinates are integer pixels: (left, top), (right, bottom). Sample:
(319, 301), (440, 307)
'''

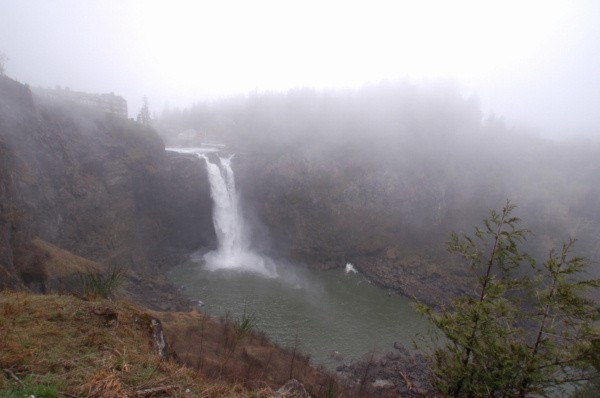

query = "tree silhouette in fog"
(137, 96), (151, 125)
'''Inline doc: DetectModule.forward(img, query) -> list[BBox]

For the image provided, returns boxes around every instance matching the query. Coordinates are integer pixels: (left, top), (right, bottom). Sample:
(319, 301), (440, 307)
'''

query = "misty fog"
(156, 82), (600, 268)
(1, 0), (598, 314)
(2, 1), (600, 138)
(2, 2), (600, 395)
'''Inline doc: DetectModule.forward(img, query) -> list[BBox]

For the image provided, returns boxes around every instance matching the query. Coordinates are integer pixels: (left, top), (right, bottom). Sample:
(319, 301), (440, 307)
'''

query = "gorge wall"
(4, 75), (598, 307)
(0, 76), (215, 295)
(158, 84), (600, 304)
(234, 151), (474, 303)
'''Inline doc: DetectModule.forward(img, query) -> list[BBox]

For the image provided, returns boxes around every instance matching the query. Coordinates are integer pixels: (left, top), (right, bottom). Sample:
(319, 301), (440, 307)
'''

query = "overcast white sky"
(1, 0), (599, 138)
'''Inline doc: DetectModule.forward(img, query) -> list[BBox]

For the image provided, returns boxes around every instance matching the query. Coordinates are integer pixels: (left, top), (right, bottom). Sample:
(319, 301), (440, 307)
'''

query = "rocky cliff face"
(0, 76), (215, 294)
(0, 137), (29, 289)
(234, 150), (473, 305)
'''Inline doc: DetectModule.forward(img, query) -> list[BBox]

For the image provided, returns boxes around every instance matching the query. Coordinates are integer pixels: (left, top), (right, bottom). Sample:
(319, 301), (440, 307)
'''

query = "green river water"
(169, 259), (430, 368)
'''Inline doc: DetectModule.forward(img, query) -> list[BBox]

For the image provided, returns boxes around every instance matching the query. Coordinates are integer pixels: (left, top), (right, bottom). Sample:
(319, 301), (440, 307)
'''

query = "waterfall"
(166, 147), (277, 277)
(201, 154), (277, 277)
(203, 155), (245, 257)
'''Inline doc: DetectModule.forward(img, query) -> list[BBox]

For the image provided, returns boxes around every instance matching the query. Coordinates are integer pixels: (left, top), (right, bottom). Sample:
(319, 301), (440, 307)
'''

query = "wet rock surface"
(235, 151), (475, 306)
(336, 343), (437, 397)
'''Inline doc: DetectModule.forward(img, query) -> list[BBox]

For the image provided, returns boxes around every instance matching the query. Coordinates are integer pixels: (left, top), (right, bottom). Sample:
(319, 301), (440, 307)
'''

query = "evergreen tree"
(513, 240), (600, 397)
(416, 201), (600, 397)
(137, 96), (151, 125)
(0, 52), (8, 76)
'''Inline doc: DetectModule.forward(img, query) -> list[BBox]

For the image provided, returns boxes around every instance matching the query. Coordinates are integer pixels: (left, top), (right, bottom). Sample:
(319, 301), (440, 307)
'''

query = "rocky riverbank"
(336, 342), (437, 397)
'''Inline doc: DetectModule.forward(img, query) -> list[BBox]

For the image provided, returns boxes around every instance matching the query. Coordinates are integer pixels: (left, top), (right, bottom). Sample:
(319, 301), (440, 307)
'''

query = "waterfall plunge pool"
(166, 146), (430, 367)
(169, 258), (430, 368)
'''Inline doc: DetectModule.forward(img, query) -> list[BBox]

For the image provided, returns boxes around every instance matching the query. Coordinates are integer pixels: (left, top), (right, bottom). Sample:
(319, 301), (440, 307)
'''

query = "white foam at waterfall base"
(201, 154), (277, 278)
(203, 250), (278, 277)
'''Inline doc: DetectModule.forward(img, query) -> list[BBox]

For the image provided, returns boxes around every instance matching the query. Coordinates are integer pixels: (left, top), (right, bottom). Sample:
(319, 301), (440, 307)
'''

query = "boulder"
(275, 379), (311, 398)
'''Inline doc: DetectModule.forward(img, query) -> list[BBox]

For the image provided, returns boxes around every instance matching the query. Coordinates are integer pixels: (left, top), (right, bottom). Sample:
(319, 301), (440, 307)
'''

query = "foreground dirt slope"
(0, 292), (361, 397)
(0, 292), (220, 397)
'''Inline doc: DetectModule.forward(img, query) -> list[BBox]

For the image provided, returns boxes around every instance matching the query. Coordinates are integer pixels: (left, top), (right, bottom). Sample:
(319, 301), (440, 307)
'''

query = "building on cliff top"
(34, 86), (128, 117)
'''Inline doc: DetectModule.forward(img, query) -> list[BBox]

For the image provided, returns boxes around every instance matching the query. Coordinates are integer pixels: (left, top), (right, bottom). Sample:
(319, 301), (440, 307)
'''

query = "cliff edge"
(0, 76), (214, 307)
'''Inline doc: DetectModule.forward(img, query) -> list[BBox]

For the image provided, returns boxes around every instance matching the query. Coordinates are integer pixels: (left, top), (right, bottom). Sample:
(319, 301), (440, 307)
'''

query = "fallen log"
(135, 384), (178, 396)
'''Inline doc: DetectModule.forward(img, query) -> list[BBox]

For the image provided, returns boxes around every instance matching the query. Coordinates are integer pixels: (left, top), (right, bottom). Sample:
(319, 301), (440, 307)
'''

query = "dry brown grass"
(79, 370), (127, 398)
(0, 291), (281, 397)
(0, 290), (363, 397)
(31, 239), (102, 277)
(150, 308), (347, 397)
(12, 238), (104, 296)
